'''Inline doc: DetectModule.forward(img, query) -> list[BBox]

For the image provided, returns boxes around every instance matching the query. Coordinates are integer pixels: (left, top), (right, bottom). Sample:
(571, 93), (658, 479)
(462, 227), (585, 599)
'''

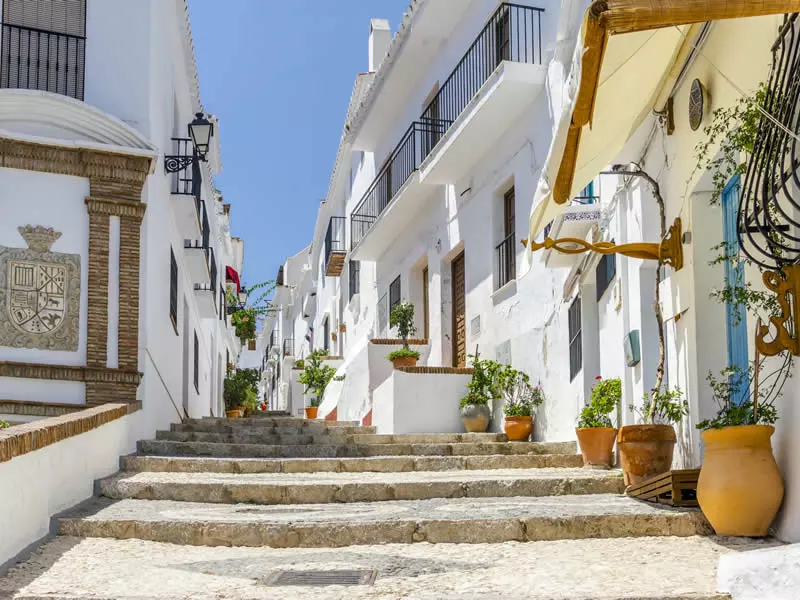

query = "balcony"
(193, 248), (218, 319)
(544, 185), (602, 269)
(283, 338), (295, 358)
(184, 201), (212, 283)
(350, 119), (449, 259)
(1, 24), (86, 100)
(324, 217), (347, 276)
(495, 232), (516, 290)
(418, 3), (545, 185)
(350, 4), (544, 259)
(168, 138), (204, 241)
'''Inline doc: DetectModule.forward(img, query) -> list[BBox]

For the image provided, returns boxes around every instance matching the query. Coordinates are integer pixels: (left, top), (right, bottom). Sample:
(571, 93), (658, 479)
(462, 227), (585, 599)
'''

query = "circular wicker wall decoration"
(689, 79), (705, 131)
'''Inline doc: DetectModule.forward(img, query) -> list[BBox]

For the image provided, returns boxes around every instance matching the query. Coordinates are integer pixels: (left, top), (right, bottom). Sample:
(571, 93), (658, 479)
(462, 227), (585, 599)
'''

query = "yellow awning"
(528, 0), (800, 244)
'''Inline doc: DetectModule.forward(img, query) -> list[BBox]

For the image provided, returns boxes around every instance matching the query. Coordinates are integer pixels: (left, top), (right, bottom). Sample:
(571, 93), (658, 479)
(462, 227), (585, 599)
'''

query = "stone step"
(99, 468), (625, 505)
(154, 430), (509, 445)
(2, 536), (757, 600)
(137, 439), (577, 459)
(173, 422), (378, 434)
(59, 494), (711, 548)
(194, 417), (361, 428)
(122, 453), (585, 474)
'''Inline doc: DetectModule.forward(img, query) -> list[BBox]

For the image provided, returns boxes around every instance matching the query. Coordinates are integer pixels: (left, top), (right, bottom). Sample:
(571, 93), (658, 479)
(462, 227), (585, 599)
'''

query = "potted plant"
(696, 362), (784, 536)
(231, 308), (257, 342)
(576, 376), (621, 468)
(386, 302), (421, 368)
(500, 367), (544, 441)
(459, 352), (501, 433)
(618, 385), (688, 485)
(223, 369), (258, 418)
(0, 419), (9, 429)
(298, 349), (339, 419)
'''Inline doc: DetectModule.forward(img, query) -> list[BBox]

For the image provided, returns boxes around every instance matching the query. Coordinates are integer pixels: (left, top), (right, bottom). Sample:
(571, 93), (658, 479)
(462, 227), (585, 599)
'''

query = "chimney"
(368, 19), (391, 72)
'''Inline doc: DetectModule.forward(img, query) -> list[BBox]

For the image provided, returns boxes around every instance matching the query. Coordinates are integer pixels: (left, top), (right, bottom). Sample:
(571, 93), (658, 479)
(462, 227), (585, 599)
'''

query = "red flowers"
(595, 375), (603, 380)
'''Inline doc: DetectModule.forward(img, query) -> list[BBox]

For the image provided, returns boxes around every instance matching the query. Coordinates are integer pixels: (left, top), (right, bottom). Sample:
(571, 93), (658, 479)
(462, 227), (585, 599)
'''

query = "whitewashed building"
(0, 0), (245, 564)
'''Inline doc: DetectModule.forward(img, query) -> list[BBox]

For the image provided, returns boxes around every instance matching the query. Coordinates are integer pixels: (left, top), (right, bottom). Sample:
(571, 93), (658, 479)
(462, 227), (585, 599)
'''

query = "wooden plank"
(626, 469), (700, 507)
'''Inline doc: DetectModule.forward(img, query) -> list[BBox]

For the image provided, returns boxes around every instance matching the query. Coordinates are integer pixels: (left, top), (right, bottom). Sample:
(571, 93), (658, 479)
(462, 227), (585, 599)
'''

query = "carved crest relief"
(0, 226), (80, 351)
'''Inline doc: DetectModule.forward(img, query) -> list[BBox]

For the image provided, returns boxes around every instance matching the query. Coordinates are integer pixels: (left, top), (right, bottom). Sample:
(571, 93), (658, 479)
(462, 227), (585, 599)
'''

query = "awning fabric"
(527, 0), (800, 248)
(225, 266), (240, 293)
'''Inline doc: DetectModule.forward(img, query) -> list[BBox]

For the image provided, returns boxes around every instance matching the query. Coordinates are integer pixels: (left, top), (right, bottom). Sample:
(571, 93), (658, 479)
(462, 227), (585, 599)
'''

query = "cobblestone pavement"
(0, 536), (777, 599)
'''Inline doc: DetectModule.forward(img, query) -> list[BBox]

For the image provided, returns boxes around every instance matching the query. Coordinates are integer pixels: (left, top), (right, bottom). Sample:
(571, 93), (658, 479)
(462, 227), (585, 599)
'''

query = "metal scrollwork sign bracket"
(756, 265), (800, 356)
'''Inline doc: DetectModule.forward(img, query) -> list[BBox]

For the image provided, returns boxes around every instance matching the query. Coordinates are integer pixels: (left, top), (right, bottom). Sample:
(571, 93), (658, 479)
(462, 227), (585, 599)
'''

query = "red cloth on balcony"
(226, 266), (240, 293)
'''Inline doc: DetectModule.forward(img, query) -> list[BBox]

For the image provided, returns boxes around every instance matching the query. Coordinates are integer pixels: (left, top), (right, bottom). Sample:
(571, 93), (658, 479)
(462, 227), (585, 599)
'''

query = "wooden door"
(422, 267), (430, 339)
(451, 252), (466, 368)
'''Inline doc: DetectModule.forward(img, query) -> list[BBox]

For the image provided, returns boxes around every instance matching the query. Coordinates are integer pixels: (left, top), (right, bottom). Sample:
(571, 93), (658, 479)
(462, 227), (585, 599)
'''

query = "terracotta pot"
(391, 355), (419, 369)
(225, 409), (242, 419)
(461, 403), (490, 433)
(305, 406), (319, 419)
(504, 415), (533, 441)
(576, 427), (618, 468)
(617, 424), (676, 486)
(698, 425), (783, 537)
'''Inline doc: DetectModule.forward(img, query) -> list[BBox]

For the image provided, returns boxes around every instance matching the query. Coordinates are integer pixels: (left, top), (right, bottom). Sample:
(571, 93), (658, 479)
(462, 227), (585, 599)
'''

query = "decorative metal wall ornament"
(525, 217), (684, 271)
(688, 79), (706, 131)
(756, 265), (800, 356)
(0, 226), (80, 351)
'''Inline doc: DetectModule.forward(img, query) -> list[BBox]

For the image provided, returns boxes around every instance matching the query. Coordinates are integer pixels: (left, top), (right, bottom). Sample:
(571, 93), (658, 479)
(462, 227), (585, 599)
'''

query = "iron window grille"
(193, 330), (199, 393)
(323, 317), (330, 352)
(283, 338), (294, 358)
(1, 0), (87, 100)
(169, 247), (178, 332)
(568, 296), (582, 382)
(389, 276), (401, 314)
(496, 187), (516, 289)
(349, 260), (361, 301)
(595, 249), (616, 301)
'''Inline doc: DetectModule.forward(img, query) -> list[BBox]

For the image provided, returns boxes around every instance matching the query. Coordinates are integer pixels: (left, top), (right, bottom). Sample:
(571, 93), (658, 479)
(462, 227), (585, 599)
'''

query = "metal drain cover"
(263, 569), (378, 587)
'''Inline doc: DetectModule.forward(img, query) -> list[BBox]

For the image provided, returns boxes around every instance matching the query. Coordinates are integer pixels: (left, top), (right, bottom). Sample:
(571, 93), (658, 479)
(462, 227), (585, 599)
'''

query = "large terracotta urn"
(617, 424), (676, 485)
(697, 425), (784, 537)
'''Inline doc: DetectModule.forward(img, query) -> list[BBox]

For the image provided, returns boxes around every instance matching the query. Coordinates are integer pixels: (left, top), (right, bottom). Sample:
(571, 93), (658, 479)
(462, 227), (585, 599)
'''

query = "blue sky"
(188, 0), (410, 288)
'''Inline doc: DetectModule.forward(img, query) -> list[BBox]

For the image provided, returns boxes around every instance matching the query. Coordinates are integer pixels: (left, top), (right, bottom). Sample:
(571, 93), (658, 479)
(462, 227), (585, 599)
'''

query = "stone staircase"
(1, 415), (770, 599)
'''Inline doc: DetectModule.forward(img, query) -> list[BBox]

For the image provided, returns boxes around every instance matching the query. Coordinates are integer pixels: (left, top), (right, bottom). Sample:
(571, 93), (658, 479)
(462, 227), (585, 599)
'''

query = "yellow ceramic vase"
(697, 425), (784, 537)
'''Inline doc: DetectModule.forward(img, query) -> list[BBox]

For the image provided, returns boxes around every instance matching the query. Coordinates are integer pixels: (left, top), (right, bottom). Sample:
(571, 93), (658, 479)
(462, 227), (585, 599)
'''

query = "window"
(1, 0), (87, 100)
(496, 187), (516, 289)
(169, 248), (178, 332)
(219, 284), (225, 321)
(568, 297), (582, 381)
(596, 250), (616, 301)
(193, 331), (199, 393)
(389, 276), (401, 313)
(323, 316), (330, 352)
(349, 260), (360, 301)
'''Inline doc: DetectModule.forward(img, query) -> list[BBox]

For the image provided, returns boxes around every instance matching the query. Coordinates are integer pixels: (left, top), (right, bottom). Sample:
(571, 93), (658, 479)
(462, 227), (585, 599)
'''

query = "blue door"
(722, 176), (748, 400)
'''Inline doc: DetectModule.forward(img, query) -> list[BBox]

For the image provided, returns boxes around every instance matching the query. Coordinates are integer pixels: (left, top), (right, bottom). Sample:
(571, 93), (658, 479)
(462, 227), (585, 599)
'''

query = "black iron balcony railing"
(325, 216), (347, 274)
(496, 232), (516, 289)
(351, 119), (450, 248)
(0, 24), (86, 100)
(168, 138), (199, 195)
(420, 4), (543, 126)
(283, 338), (294, 357)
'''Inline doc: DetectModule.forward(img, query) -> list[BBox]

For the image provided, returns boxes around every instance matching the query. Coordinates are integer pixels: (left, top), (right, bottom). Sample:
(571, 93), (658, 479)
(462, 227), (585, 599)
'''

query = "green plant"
(228, 280), (277, 341)
(223, 369), (259, 411)
(231, 308), (257, 341)
(632, 386), (689, 425)
(387, 347), (421, 361)
(460, 351), (502, 408)
(294, 359), (305, 369)
(0, 419), (9, 429)
(500, 367), (544, 417)
(298, 350), (341, 405)
(577, 376), (621, 428)
(389, 302), (416, 349)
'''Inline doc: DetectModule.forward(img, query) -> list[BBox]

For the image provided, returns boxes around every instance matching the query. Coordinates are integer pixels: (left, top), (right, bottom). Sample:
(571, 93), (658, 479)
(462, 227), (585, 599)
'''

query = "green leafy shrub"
(387, 347), (421, 361)
(389, 302), (416, 348)
(298, 350), (342, 407)
(697, 364), (781, 430)
(223, 369), (259, 411)
(460, 352), (502, 408)
(577, 376), (622, 428)
(0, 419), (9, 429)
(500, 367), (544, 417)
(633, 386), (688, 425)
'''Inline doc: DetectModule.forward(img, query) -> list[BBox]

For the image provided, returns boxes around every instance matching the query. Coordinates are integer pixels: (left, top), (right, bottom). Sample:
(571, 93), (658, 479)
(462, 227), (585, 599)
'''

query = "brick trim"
(370, 339), (429, 346)
(0, 400), (84, 418)
(117, 217), (141, 370)
(396, 366), (475, 375)
(85, 197), (147, 219)
(86, 211), (109, 367)
(0, 361), (141, 385)
(0, 403), (137, 463)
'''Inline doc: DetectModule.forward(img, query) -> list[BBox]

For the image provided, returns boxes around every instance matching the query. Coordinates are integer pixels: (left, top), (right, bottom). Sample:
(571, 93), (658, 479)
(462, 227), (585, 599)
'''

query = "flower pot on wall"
(461, 404), (490, 433)
(305, 406), (319, 419)
(617, 424), (676, 486)
(697, 425), (783, 537)
(391, 355), (418, 369)
(576, 427), (617, 468)
(504, 416), (533, 441)
(248, 340), (256, 351)
(225, 409), (243, 419)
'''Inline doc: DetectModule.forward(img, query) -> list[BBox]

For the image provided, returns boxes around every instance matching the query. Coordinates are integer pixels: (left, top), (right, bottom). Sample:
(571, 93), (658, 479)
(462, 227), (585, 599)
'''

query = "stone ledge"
(370, 338), (429, 346)
(396, 366), (474, 375)
(0, 403), (137, 464)
(0, 399), (84, 418)
(0, 361), (142, 384)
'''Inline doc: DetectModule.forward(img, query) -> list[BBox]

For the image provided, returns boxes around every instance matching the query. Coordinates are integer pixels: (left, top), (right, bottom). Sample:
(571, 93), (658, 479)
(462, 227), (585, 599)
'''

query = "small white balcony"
(193, 284), (217, 319)
(184, 242), (211, 284)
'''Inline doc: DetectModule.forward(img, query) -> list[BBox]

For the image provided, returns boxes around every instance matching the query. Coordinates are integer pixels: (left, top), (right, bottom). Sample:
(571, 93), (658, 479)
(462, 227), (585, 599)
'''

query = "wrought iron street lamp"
(164, 112), (214, 175)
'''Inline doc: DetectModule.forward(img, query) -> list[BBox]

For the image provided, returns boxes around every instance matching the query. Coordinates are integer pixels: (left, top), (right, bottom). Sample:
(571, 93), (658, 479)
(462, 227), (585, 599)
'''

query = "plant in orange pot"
(576, 376), (621, 468)
(387, 302), (421, 368)
(298, 349), (340, 420)
(696, 361), (785, 537)
(500, 367), (544, 441)
(619, 386), (688, 486)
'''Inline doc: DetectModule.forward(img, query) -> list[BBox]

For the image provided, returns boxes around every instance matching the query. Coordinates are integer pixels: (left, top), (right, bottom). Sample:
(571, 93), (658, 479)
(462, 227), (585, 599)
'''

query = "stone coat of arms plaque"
(0, 226), (80, 351)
